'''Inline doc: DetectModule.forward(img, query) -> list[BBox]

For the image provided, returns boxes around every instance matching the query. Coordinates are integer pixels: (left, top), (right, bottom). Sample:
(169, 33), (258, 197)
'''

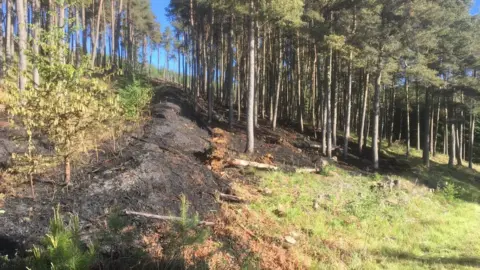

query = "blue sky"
(151, 1), (173, 72)
(151, 0), (480, 72)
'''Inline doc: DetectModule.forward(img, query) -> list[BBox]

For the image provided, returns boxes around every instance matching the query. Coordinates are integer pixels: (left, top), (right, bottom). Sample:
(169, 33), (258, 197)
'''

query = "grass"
(242, 170), (480, 269)
(225, 142), (480, 269)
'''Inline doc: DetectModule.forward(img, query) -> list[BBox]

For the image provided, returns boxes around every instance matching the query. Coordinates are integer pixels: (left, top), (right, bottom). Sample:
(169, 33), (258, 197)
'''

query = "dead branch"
(123, 210), (215, 226)
(229, 158), (279, 170)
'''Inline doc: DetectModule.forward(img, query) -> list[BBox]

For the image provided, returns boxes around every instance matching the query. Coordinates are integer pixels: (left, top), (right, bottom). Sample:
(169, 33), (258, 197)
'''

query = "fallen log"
(229, 158), (320, 174)
(218, 192), (245, 203)
(229, 158), (279, 170)
(123, 210), (215, 226)
(295, 167), (319, 174)
(292, 140), (322, 149)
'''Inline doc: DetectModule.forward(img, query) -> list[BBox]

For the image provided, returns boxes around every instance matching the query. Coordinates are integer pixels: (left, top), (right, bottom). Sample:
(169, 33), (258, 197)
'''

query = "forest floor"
(1, 82), (480, 269)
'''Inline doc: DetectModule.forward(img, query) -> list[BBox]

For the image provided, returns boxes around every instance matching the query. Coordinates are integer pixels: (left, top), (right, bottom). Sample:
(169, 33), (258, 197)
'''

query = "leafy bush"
(118, 79), (153, 120)
(6, 29), (121, 184)
(28, 206), (96, 270)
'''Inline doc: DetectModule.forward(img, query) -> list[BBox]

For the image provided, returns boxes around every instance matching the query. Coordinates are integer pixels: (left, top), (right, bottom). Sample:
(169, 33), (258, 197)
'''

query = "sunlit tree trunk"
(359, 71), (369, 153)
(373, 70), (382, 170)
(91, 0), (104, 67)
(17, 0), (27, 91)
(246, 0), (255, 153)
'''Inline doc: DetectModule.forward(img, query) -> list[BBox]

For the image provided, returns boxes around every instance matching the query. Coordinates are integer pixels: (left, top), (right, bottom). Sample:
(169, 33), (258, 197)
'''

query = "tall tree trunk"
(110, 0), (116, 66)
(344, 50), (353, 159)
(433, 96), (440, 156)
(32, 0), (40, 86)
(296, 31), (304, 132)
(91, 0), (104, 67)
(423, 88), (430, 167)
(448, 98), (455, 167)
(388, 82), (396, 146)
(405, 76), (410, 157)
(469, 112), (475, 169)
(226, 17), (234, 130)
(0, 0), (3, 82)
(416, 80), (420, 150)
(272, 34), (282, 131)
(326, 45), (333, 158)
(5, 0), (12, 67)
(58, 1), (66, 63)
(373, 70), (382, 170)
(17, 0), (27, 91)
(359, 71), (369, 153)
(246, 0), (255, 153)
(82, 3), (87, 54)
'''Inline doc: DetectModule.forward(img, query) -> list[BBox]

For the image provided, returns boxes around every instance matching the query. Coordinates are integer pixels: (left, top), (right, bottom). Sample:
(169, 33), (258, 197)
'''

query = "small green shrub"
(162, 194), (210, 268)
(118, 79), (153, 120)
(320, 165), (334, 176)
(441, 181), (460, 201)
(28, 206), (96, 270)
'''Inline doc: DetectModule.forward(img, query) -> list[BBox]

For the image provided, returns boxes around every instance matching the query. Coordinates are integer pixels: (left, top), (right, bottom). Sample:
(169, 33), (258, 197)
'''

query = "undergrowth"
(0, 196), (209, 270)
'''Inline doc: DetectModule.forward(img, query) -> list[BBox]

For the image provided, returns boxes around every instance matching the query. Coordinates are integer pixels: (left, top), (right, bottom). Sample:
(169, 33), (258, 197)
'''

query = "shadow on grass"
(378, 247), (480, 268)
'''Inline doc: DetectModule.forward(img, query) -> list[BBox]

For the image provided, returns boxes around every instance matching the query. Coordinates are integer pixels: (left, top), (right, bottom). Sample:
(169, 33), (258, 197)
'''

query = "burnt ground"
(0, 82), (418, 261)
(0, 84), (229, 253)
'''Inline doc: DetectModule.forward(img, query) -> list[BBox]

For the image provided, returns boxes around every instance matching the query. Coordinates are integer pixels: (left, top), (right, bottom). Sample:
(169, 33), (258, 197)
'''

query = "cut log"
(123, 210), (215, 226)
(229, 158), (279, 170)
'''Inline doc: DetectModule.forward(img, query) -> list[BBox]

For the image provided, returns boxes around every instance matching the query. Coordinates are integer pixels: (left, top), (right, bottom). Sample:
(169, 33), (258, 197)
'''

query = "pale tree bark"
(246, 0), (255, 153)
(433, 96), (440, 156)
(423, 88), (430, 167)
(373, 70), (382, 170)
(272, 33), (282, 131)
(405, 76), (410, 157)
(469, 112), (475, 169)
(111, 0), (116, 66)
(5, 0), (12, 67)
(0, 0), (3, 82)
(91, 0), (104, 67)
(388, 82), (395, 146)
(58, 1), (66, 63)
(226, 16), (235, 130)
(344, 50), (353, 159)
(32, 0), (40, 86)
(326, 44), (333, 159)
(296, 31), (304, 132)
(17, 0), (27, 91)
(449, 98), (455, 167)
(359, 71), (369, 153)
(416, 80), (420, 150)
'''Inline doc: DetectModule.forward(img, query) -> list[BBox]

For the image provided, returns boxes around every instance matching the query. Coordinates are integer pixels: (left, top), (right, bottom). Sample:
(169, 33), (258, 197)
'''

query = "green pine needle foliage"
(118, 78), (153, 120)
(28, 206), (96, 270)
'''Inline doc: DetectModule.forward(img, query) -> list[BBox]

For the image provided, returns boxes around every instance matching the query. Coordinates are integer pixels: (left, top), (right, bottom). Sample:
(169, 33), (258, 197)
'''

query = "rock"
(284, 236), (296, 245)
(313, 199), (320, 210)
(331, 156), (338, 162)
(263, 188), (273, 196)
(290, 231), (300, 238)
(274, 205), (287, 217)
